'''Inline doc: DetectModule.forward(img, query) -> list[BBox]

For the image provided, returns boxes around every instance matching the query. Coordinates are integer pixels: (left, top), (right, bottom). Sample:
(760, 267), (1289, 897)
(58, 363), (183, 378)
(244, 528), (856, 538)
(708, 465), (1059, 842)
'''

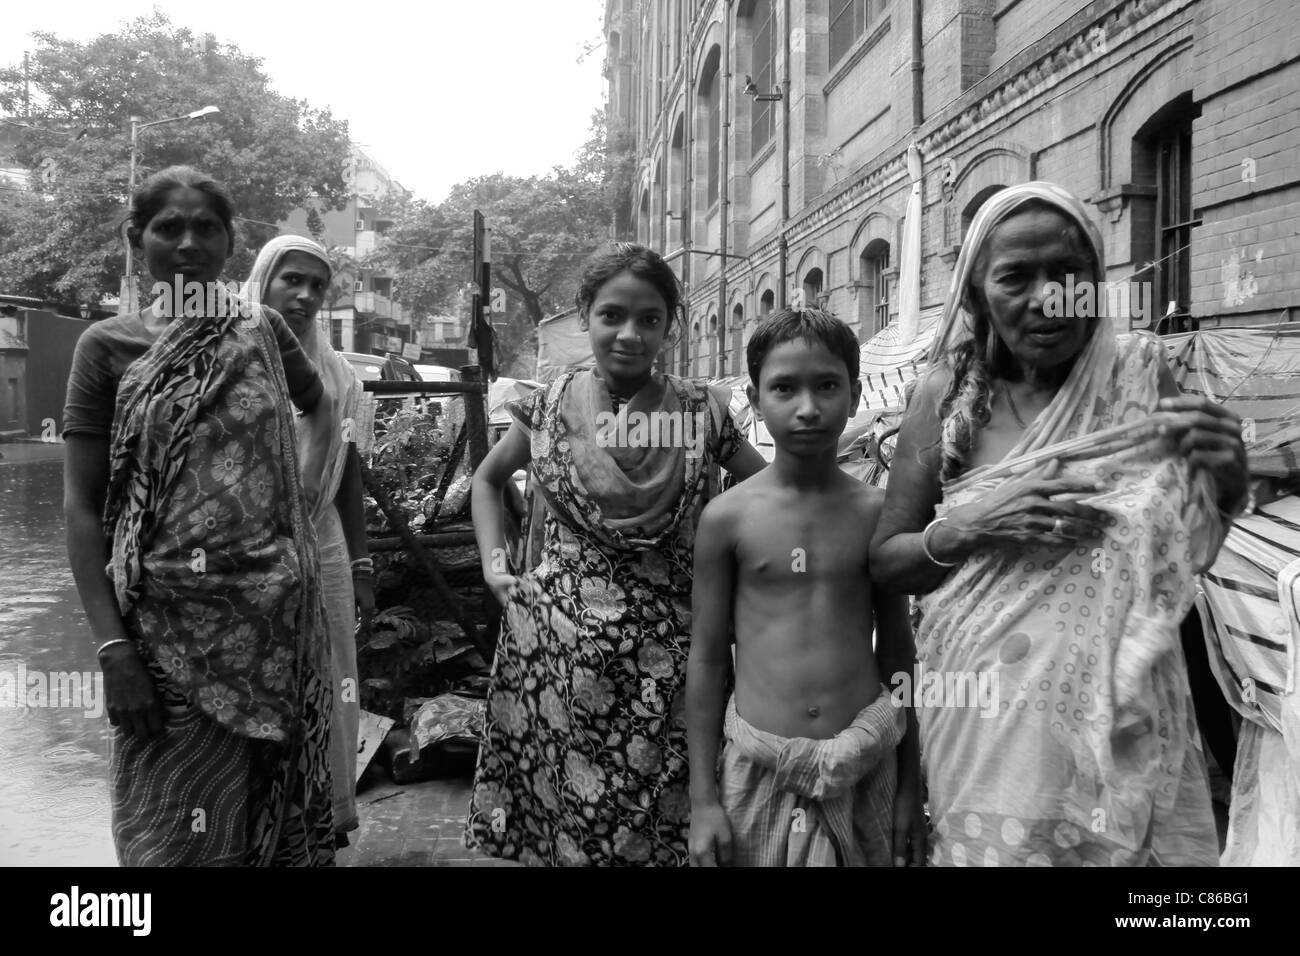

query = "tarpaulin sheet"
(1196, 496), (1300, 735)
(535, 308), (594, 383)
(1164, 323), (1300, 478)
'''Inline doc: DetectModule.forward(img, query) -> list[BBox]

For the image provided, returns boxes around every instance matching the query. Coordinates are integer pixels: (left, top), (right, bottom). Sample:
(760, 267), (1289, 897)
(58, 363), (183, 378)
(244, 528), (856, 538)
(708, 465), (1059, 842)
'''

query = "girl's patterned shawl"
(509, 368), (732, 553)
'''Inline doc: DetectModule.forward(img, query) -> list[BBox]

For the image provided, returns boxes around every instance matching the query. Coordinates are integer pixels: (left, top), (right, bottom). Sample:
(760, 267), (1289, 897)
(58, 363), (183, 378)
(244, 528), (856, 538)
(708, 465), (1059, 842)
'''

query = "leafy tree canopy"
(0, 11), (352, 304)
(375, 109), (631, 377)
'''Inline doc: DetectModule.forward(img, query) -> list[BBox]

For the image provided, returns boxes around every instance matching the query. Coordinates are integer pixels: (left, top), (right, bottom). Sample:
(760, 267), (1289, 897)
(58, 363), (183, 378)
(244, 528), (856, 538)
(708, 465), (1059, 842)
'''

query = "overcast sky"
(0, 0), (608, 202)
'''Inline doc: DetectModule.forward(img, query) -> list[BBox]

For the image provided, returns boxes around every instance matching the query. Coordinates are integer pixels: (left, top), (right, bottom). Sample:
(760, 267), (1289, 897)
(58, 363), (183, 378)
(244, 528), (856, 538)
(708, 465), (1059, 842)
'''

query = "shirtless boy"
(686, 308), (925, 867)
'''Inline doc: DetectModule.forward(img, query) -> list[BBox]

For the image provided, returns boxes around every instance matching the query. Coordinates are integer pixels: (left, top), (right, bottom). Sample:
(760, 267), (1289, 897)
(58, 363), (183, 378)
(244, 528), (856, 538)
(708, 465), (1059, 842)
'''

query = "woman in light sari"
(64, 167), (337, 866)
(870, 182), (1250, 866)
(244, 235), (372, 844)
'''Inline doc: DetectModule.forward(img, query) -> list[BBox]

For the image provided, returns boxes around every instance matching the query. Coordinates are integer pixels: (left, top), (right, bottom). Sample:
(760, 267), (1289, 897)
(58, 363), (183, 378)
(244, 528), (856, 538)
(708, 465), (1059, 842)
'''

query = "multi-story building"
(280, 145), (413, 356)
(608, 0), (1299, 390)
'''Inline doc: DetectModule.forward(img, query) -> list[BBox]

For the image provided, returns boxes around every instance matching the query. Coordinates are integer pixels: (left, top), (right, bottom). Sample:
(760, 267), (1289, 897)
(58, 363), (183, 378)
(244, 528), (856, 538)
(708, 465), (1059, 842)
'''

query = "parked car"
(340, 351), (421, 383)
(414, 364), (462, 384)
(340, 351), (386, 381)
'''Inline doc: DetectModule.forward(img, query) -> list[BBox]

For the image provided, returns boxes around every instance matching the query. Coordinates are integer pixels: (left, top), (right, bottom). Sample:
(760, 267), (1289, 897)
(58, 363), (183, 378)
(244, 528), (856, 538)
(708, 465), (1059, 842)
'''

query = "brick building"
(606, 0), (1300, 382)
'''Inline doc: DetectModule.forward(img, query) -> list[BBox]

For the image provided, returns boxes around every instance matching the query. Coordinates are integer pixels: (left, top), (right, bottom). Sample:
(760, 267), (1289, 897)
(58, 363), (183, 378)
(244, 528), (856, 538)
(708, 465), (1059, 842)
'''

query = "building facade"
(280, 145), (414, 356)
(606, 0), (1300, 379)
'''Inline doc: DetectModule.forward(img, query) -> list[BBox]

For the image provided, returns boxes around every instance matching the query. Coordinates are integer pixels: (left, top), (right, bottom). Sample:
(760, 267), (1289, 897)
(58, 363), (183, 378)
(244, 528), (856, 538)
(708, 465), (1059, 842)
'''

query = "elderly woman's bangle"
(922, 518), (960, 568)
(96, 638), (134, 657)
(350, 557), (373, 572)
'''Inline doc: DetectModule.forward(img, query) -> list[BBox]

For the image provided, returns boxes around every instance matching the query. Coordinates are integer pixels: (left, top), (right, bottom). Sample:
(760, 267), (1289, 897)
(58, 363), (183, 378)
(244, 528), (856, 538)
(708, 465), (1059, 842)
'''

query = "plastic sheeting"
(535, 308), (594, 383)
(487, 377), (542, 426)
(1164, 323), (1300, 478)
(896, 144), (923, 345)
(1197, 496), (1300, 735)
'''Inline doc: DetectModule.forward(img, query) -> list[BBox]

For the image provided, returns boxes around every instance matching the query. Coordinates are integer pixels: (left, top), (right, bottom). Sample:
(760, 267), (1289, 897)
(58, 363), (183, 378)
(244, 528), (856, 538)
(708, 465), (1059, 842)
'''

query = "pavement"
(340, 771), (520, 867)
(0, 438), (66, 465)
(338, 762), (1230, 866)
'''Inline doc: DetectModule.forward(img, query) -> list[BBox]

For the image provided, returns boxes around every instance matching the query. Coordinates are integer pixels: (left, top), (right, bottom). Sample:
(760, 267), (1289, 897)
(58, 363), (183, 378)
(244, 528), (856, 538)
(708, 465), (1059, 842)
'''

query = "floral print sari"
(465, 369), (740, 865)
(105, 294), (334, 866)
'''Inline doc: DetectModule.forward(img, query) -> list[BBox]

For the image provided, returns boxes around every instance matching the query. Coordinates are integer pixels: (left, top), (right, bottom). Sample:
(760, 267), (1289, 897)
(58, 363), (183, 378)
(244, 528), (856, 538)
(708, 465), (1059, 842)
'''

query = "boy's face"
(747, 338), (860, 457)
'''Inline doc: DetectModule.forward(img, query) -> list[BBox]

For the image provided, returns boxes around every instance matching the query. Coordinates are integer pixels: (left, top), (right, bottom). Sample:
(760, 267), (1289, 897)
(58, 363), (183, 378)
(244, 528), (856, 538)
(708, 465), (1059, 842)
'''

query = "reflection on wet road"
(0, 453), (117, 866)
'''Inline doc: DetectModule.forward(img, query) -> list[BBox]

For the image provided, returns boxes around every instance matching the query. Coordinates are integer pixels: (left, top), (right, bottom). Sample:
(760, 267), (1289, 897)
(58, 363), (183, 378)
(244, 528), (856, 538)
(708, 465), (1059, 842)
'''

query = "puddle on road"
(0, 459), (116, 866)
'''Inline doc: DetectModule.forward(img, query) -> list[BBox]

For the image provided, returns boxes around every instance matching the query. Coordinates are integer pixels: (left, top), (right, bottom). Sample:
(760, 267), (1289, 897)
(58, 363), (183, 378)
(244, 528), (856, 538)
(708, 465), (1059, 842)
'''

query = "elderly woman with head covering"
(245, 235), (372, 844)
(869, 182), (1250, 866)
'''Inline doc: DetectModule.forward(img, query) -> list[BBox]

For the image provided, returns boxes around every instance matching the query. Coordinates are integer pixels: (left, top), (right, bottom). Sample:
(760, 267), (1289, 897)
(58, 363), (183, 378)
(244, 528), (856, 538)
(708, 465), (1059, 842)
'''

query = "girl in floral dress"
(466, 244), (766, 865)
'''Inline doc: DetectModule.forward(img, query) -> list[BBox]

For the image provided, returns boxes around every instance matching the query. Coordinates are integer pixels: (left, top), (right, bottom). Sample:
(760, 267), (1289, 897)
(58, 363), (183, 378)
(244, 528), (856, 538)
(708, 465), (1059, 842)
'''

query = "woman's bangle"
(350, 557), (373, 572)
(921, 517), (960, 568)
(96, 638), (134, 657)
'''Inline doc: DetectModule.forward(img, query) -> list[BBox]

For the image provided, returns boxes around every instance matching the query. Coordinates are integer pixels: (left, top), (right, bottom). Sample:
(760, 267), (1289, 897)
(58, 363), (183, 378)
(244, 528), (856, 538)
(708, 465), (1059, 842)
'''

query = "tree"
(374, 109), (633, 378)
(0, 12), (352, 305)
(322, 244), (359, 312)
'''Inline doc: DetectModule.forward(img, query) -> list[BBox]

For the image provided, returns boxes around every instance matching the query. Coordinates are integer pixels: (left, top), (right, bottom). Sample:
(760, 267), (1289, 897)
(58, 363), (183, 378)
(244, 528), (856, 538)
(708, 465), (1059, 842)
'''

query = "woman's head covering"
(243, 235), (334, 332)
(245, 234), (362, 523)
(929, 181), (1106, 365)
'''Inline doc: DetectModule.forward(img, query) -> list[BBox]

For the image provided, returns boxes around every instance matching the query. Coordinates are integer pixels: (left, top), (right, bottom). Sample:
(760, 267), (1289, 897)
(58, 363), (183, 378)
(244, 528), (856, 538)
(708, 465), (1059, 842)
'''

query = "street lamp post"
(119, 105), (221, 315)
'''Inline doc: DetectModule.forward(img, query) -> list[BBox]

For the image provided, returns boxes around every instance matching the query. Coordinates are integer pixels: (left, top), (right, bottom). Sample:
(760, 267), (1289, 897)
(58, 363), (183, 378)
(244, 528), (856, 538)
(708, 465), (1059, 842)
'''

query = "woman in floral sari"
(245, 234), (372, 845)
(465, 243), (766, 865)
(870, 182), (1250, 865)
(64, 167), (337, 866)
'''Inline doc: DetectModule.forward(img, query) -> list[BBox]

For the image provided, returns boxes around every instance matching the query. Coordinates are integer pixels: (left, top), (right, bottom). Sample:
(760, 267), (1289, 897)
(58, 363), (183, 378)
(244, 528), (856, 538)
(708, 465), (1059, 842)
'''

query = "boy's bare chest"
(736, 512), (869, 581)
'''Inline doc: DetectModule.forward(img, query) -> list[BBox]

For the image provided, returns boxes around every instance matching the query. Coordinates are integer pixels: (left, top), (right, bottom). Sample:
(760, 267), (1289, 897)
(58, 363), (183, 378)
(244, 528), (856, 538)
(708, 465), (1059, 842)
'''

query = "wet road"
(0, 445), (117, 866)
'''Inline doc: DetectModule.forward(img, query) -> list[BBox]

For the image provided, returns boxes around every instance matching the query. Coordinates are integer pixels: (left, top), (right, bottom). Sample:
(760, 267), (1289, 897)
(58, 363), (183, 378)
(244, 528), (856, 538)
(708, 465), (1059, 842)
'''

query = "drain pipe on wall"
(778, 0), (792, 308)
(912, 0), (924, 127)
(718, 0), (732, 376)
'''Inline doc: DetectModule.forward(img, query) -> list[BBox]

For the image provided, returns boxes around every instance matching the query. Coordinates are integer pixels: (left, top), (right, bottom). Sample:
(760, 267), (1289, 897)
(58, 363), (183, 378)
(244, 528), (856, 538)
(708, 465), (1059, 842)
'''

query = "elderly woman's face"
(974, 208), (1096, 373)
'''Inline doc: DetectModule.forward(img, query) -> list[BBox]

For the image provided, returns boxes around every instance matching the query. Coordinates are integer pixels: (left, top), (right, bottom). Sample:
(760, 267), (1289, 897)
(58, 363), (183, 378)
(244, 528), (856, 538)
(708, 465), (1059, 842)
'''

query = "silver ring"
(1052, 517), (1065, 535)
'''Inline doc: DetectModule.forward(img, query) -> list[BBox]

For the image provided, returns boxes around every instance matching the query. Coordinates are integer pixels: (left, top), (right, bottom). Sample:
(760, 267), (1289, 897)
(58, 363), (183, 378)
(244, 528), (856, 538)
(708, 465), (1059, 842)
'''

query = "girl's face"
(586, 270), (670, 385)
(263, 251), (331, 339)
(136, 187), (233, 287)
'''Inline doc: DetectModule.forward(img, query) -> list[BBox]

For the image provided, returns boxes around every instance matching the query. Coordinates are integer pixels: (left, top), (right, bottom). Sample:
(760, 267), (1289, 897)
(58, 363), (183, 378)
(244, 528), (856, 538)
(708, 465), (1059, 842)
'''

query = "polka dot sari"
(918, 330), (1227, 866)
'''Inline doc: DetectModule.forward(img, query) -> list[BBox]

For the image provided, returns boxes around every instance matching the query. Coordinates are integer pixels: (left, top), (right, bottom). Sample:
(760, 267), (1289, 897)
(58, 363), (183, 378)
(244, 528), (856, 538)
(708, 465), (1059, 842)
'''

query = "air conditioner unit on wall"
(354, 281), (365, 292)
(356, 219), (366, 230)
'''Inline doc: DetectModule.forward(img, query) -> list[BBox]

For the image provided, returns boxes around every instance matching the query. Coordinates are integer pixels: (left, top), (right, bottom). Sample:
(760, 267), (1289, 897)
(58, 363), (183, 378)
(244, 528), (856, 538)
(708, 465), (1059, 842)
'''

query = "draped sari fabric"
(917, 182), (1227, 866)
(466, 369), (741, 865)
(105, 287), (334, 866)
(245, 235), (363, 833)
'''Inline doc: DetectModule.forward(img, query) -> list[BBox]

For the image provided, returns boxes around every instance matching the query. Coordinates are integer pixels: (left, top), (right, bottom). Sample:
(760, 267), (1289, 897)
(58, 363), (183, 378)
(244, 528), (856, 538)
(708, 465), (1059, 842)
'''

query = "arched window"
(707, 314), (719, 377)
(638, 190), (650, 245)
(860, 238), (891, 335)
(692, 319), (702, 377)
(731, 303), (744, 372)
(652, 159), (663, 247)
(760, 289), (775, 316)
(802, 267), (824, 309)
(1133, 94), (1200, 333)
(700, 48), (722, 208)
(961, 185), (1006, 241)
(748, 0), (777, 152)
(669, 116), (686, 246)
